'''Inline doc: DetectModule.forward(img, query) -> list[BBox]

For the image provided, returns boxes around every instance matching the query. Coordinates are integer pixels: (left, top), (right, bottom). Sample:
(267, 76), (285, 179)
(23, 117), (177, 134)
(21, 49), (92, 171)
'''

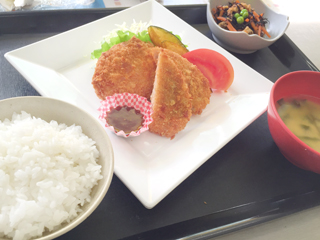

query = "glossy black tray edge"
(120, 189), (320, 240)
(0, 5), (207, 34)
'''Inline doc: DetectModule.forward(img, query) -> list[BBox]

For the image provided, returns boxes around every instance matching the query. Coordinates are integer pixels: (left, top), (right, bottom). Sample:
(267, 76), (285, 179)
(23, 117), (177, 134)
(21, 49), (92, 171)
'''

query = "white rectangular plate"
(5, 0), (273, 209)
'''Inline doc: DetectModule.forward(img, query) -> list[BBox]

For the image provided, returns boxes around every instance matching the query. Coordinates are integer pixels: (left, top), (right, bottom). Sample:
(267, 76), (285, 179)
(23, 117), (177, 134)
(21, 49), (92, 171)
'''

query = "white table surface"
(264, 0), (320, 69)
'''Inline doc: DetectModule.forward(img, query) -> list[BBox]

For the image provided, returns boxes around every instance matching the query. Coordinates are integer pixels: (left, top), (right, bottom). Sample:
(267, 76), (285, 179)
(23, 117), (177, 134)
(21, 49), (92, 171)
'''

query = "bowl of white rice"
(0, 96), (114, 240)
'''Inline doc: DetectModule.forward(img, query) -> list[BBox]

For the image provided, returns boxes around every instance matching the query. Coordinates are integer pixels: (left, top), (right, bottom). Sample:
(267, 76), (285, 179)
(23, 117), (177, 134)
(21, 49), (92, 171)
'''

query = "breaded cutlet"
(152, 48), (211, 115)
(148, 49), (192, 139)
(166, 49), (211, 115)
(92, 37), (156, 100)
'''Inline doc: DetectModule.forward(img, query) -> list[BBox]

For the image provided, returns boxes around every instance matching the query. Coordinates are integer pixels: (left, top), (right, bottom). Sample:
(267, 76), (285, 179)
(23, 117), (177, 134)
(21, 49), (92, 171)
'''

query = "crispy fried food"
(152, 48), (211, 115)
(148, 49), (192, 139)
(92, 37), (156, 100)
(92, 37), (212, 139)
(165, 49), (211, 115)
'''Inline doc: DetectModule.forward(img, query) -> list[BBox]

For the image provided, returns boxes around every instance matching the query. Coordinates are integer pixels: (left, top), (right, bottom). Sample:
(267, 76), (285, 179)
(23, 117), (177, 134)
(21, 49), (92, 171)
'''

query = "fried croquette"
(164, 49), (211, 115)
(92, 37), (156, 100)
(151, 48), (211, 115)
(148, 49), (192, 139)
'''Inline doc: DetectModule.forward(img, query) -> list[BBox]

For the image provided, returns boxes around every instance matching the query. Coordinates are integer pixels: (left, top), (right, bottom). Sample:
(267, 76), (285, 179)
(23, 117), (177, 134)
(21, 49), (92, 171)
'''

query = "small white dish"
(5, 0), (273, 209)
(207, 0), (290, 54)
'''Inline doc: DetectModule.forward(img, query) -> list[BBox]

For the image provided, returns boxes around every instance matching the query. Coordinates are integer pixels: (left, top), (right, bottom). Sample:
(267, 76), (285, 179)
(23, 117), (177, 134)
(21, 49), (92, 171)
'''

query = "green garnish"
(91, 27), (186, 59)
(91, 30), (152, 59)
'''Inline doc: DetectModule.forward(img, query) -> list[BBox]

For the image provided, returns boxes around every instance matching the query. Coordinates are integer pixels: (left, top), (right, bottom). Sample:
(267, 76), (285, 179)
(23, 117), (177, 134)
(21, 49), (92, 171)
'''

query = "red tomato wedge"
(183, 49), (234, 91)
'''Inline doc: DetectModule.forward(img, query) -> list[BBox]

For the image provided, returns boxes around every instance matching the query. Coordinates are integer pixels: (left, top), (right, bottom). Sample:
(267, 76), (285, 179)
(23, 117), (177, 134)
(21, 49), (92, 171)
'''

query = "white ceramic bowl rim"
(208, 0), (290, 41)
(207, 0), (290, 53)
(0, 96), (114, 240)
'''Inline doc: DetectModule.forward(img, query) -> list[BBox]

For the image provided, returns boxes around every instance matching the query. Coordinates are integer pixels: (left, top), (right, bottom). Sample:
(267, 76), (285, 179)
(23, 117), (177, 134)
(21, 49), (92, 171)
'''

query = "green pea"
(234, 13), (240, 19)
(240, 9), (248, 15)
(237, 16), (244, 24)
(242, 11), (249, 19)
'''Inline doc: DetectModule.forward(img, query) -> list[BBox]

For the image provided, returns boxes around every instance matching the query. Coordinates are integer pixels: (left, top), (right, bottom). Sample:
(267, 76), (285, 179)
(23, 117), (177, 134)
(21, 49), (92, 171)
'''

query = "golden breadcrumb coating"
(151, 47), (210, 115)
(92, 38), (212, 139)
(164, 49), (211, 115)
(148, 49), (192, 139)
(92, 37), (156, 100)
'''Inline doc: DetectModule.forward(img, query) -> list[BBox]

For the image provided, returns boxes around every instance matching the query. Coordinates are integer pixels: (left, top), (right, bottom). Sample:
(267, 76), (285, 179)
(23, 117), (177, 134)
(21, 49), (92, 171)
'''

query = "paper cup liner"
(98, 93), (153, 138)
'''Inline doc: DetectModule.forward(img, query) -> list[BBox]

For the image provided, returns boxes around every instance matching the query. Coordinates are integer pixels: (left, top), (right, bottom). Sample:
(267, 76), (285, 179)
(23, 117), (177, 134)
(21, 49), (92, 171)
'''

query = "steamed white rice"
(0, 111), (103, 240)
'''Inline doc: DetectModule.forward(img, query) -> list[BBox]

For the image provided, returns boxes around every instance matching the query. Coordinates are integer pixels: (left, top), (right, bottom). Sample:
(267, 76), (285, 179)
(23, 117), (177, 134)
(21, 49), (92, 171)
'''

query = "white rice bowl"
(0, 97), (114, 240)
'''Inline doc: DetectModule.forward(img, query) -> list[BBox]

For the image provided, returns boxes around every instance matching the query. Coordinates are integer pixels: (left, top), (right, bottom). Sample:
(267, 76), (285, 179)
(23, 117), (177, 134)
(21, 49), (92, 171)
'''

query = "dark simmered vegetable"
(211, 0), (271, 38)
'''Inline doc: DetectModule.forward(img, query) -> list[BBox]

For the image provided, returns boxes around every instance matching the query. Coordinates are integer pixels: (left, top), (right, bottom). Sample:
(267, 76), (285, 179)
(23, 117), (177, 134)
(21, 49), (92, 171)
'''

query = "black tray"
(0, 5), (319, 240)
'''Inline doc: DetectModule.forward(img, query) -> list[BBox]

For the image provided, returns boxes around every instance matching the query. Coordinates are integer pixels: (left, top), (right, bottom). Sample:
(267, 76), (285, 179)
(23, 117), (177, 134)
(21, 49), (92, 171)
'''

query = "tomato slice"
(183, 49), (234, 91)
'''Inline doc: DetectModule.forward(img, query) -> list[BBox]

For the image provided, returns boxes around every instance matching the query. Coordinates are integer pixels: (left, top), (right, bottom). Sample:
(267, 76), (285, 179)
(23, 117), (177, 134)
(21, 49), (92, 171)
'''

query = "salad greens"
(91, 23), (186, 60)
(91, 30), (151, 59)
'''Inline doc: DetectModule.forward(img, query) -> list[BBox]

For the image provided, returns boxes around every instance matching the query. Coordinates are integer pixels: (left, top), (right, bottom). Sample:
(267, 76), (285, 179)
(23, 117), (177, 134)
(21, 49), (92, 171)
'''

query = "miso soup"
(277, 95), (320, 153)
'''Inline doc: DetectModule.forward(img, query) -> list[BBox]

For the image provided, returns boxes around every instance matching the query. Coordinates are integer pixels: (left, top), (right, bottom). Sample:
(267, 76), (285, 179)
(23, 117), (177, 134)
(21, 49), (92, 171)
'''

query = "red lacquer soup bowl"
(268, 71), (320, 173)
